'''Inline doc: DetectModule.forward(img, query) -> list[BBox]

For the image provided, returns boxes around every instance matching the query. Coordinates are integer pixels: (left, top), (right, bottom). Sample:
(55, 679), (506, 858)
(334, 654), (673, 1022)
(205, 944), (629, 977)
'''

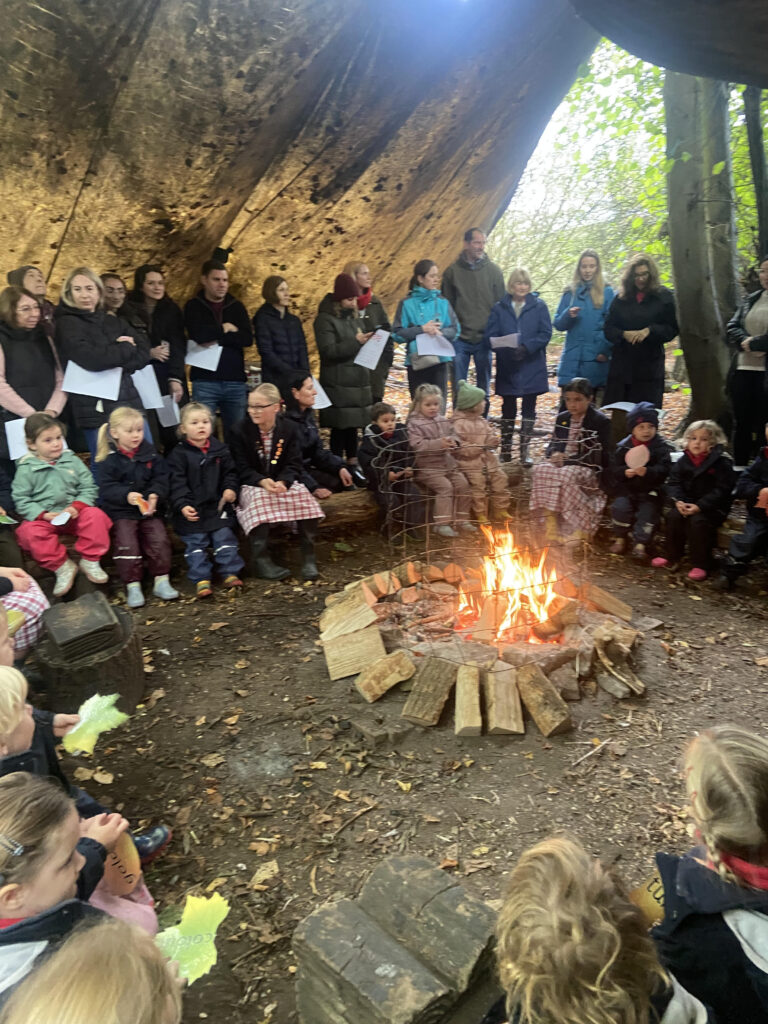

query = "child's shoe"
(222, 574), (243, 590)
(459, 522), (478, 533)
(126, 582), (145, 609)
(687, 567), (707, 581)
(80, 558), (108, 584)
(196, 580), (213, 599)
(133, 824), (173, 867)
(651, 557), (669, 568)
(53, 558), (78, 597)
(712, 573), (735, 592)
(609, 537), (626, 555)
(152, 575), (179, 601)
(434, 524), (459, 538)
(631, 543), (647, 562)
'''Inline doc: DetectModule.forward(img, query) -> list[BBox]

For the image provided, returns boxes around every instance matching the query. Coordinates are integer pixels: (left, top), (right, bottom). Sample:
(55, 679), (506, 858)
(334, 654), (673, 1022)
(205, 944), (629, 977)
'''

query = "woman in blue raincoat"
(553, 249), (614, 402)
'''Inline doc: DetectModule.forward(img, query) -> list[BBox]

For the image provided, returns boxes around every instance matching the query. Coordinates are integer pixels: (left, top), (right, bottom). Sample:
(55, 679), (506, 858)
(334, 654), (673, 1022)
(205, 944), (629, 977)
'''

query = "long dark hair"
(409, 260), (437, 292)
(130, 264), (170, 305)
(281, 371), (313, 414)
(617, 253), (661, 300)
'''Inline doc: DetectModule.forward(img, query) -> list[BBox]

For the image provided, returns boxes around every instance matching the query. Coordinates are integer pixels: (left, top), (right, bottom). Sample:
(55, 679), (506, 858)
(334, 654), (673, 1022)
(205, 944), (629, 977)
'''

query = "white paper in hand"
(157, 394), (181, 428)
(353, 329), (390, 371)
(489, 333), (519, 350)
(5, 419), (29, 461)
(415, 333), (455, 358)
(185, 340), (223, 372)
(131, 365), (164, 410)
(312, 378), (332, 410)
(62, 362), (122, 401)
(51, 511), (71, 526)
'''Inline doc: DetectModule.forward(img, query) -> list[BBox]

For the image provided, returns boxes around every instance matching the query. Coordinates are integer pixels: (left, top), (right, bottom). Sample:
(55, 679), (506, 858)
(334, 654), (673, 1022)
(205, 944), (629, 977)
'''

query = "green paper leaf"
(155, 893), (230, 984)
(61, 693), (129, 756)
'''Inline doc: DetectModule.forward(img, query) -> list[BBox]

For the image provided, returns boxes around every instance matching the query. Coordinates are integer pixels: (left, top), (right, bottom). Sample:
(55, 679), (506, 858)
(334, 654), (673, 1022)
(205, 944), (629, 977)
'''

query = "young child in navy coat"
(358, 402), (425, 534)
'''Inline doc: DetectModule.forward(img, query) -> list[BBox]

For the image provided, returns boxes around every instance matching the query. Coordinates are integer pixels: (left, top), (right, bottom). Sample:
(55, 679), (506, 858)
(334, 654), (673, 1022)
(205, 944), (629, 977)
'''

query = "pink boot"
(688, 567), (707, 581)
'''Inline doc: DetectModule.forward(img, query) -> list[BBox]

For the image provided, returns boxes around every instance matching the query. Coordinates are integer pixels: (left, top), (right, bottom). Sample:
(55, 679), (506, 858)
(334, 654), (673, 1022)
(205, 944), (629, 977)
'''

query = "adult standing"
(441, 228), (505, 413)
(252, 276), (310, 388)
(484, 268), (552, 466)
(183, 259), (253, 437)
(553, 249), (614, 403)
(725, 256), (768, 465)
(392, 260), (459, 405)
(343, 261), (392, 404)
(55, 267), (151, 462)
(6, 266), (55, 343)
(281, 373), (353, 497)
(603, 254), (678, 410)
(314, 273), (372, 479)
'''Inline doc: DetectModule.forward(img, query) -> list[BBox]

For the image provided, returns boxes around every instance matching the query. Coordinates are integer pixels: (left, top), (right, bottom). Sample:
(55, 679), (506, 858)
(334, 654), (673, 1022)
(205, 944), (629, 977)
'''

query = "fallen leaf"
(176, 805), (192, 826)
(396, 780), (412, 792)
(234, 659), (250, 670)
(249, 860), (280, 889)
(209, 622), (228, 631)
(200, 753), (225, 768)
(755, 656), (768, 667)
(438, 858), (459, 871)
(146, 688), (166, 708)
(196, 716), (207, 726)
(249, 840), (278, 856)
(224, 715), (240, 725)
(471, 845), (490, 856)
(463, 859), (493, 875)
(143, 664), (156, 674)
(206, 876), (227, 892)
(309, 864), (319, 895)
(73, 767), (94, 782)
(92, 769), (114, 785)
(333, 789), (352, 802)
(309, 762), (328, 770)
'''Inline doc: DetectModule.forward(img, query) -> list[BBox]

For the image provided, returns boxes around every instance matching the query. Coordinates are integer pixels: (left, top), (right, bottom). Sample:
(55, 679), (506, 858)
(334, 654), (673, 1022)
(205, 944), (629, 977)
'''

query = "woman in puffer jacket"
(553, 249), (614, 402)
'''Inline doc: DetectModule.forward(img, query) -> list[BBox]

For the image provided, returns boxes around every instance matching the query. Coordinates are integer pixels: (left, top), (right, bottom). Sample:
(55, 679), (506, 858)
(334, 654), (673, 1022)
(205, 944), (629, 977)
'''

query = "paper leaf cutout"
(155, 892), (230, 984)
(61, 693), (129, 756)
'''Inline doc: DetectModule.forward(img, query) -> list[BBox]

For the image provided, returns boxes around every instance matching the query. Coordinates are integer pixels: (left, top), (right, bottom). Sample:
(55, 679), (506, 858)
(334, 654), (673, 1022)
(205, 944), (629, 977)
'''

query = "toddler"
(450, 380), (510, 523)
(652, 420), (734, 580)
(95, 406), (178, 609)
(606, 402), (673, 560)
(716, 423), (768, 589)
(358, 401), (425, 534)
(166, 403), (244, 598)
(406, 384), (473, 539)
(11, 413), (111, 596)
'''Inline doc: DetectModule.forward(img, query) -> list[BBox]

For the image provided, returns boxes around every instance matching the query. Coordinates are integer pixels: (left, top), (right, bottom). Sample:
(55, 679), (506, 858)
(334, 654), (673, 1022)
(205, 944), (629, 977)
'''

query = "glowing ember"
(456, 526), (559, 644)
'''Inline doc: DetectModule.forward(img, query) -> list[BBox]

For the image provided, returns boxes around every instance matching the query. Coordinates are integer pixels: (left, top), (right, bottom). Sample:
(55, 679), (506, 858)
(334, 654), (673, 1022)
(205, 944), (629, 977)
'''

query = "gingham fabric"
(236, 482), (324, 534)
(2, 577), (50, 657)
(530, 462), (606, 535)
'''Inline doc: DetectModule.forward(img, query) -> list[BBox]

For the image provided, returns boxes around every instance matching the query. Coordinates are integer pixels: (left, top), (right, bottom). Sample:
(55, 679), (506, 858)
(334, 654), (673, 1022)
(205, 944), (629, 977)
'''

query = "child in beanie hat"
(451, 381), (510, 523)
(606, 401), (672, 560)
(331, 274), (360, 303)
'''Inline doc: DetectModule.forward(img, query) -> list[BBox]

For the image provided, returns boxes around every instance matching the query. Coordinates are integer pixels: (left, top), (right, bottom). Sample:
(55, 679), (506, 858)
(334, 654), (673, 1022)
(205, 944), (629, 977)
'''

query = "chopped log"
(424, 564), (446, 582)
(373, 573), (392, 597)
(318, 487), (380, 532)
(500, 643), (576, 675)
(360, 582), (379, 607)
(472, 594), (507, 644)
(390, 575), (402, 593)
(398, 586), (422, 604)
(516, 663), (573, 737)
(322, 624), (386, 681)
(319, 588), (378, 640)
(562, 623), (596, 678)
(401, 657), (459, 726)
(549, 662), (581, 701)
(483, 662), (524, 735)
(596, 670), (631, 699)
(454, 666), (482, 736)
(355, 651), (416, 703)
(388, 560), (424, 586)
(580, 582), (632, 622)
(408, 640), (498, 669)
(592, 621), (645, 696)
(443, 563), (465, 585)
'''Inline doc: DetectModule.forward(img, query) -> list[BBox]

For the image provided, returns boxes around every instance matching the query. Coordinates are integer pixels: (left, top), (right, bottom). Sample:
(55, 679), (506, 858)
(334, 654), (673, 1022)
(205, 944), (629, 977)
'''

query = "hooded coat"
(314, 294), (373, 430)
(484, 292), (552, 396)
(664, 445), (734, 523)
(553, 282), (615, 388)
(391, 286), (460, 368)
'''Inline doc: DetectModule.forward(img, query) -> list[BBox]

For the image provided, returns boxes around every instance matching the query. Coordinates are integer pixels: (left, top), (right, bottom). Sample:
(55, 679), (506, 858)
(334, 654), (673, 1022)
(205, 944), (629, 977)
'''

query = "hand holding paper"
(186, 341), (223, 372)
(415, 333), (455, 358)
(353, 329), (390, 370)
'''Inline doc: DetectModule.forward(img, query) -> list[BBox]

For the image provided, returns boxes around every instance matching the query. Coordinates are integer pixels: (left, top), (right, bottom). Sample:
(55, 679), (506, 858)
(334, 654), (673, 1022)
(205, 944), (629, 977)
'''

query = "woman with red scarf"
(343, 262), (391, 404)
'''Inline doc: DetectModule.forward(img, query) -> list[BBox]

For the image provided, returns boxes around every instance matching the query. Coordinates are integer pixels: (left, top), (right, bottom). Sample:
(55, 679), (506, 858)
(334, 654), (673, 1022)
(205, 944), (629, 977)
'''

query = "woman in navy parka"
(553, 249), (614, 401)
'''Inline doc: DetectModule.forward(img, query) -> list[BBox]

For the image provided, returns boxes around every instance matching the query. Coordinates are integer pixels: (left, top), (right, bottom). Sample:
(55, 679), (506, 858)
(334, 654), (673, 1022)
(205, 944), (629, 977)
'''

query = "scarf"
(686, 450), (708, 467)
(357, 288), (373, 311)
(719, 852), (768, 891)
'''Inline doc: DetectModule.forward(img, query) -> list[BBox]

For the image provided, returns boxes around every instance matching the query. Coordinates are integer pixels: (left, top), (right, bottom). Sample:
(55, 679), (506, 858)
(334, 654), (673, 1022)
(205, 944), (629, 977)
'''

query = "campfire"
(318, 526), (648, 740)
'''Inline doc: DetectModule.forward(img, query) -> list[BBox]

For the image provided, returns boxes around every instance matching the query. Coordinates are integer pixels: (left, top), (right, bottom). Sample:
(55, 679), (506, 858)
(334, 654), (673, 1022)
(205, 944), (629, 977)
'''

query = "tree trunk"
(664, 72), (730, 425)
(701, 79), (739, 326)
(744, 86), (768, 262)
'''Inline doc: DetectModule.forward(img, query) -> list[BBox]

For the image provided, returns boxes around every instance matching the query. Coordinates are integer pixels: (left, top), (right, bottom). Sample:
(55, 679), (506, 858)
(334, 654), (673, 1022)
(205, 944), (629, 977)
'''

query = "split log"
(562, 623), (596, 678)
(389, 560), (424, 586)
(500, 643), (576, 675)
(398, 586), (422, 604)
(401, 657), (458, 727)
(318, 487), (380, 532)
(424, 564), (446, 582)
(319, 588), (378, 641)
(454, 666), (482, 736)
(483, 662), (524, 735)
(443, 563), (465, 585)
(472, 594), (507, 644)
(596, 671), (631, 699)
(549, 662), (581, 701)
(355, 651), (416, 703)
(516, 663), (573, 737)
(322, 624), (386, 681)
(408, 640), (498, 669)
(531, 598), (580, 641)
(580, 582), (632, 623)
(592, 621), (645, 696)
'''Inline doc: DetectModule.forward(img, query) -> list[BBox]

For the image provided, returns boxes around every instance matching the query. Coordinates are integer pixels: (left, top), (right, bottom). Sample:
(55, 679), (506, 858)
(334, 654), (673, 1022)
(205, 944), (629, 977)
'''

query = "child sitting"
(530, 377), (611, 544)
(0, 772), (130, 1003)
(606, 402), (673, 560)
(652, 725), (768, 1023)
(0, 465), (23, 570)
(715, 423), (768, 590)
(450, 380), (510, 524)
(406, 384), (474, 540)
(651, 420), (733, 581)
(166, 402), (244, 598)
(0, 916), (182, 1024)
(358, 402), (425, 535)
(488, 835), (710, 1024)
(11, 414), (111, 597)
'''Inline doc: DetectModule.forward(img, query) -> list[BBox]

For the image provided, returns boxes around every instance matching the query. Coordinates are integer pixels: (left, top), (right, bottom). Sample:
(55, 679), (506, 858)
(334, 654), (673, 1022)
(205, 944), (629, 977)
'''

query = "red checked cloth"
(1, 577), (49, 657)
(530, 462), (606, 536)
(236, 483), (324, 534)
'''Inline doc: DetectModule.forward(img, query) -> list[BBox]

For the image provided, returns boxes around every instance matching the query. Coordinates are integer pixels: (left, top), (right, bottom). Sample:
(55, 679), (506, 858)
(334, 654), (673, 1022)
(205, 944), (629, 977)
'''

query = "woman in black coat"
(603, 253), (678, 409)
(343, 261), (392, 404)
(281, 373), (353, 497)
(252, 276), (310, 388)
(725, 256), (768, 465)
(55, 267), (151, 463)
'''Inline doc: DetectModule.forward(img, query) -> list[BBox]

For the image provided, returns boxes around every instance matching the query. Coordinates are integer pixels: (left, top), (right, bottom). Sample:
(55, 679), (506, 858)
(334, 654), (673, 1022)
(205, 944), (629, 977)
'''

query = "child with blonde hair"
(652, 725), (768, 1023)
(406, 383), (474, 539)
(166, 402), (244, 598)
(490, 836), (709, 1024)
(652, 420), (734, 580)
(95, 406), (178, 608)
(11, 413), (112, 596)
(0, 916), (181, 1024)
(450, 380), (510, 523)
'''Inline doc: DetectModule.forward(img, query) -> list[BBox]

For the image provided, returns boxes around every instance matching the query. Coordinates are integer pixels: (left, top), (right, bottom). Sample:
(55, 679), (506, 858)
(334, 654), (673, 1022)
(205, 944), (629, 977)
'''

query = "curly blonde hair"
(682, 419), (727, 450)
(496, 837), (668, 1024)
(684, 725), (768, 882)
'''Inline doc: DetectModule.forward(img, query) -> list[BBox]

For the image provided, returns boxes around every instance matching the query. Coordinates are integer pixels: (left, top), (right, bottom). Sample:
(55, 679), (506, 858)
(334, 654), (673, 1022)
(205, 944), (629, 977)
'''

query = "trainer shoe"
(222, 574), (243, 589)
(434, 524), (459, 538)
(133, 825), (172, 867)
(196, 580), (213, 598)
(53, 559), (78, 597)
(459, 522), (479, 533)
(80, 559), (108, 584)
(126, 582), (145, 609)
(152, 575), (179, 601)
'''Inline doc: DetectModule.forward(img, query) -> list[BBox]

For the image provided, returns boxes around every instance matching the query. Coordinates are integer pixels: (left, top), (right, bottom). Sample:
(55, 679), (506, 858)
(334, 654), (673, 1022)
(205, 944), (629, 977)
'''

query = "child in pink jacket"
(451, 380), (510, 523)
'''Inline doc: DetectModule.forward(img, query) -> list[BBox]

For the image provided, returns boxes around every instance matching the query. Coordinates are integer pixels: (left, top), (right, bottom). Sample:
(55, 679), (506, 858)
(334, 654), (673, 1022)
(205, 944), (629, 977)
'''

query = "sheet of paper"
(312, 377), (332, 410)
(185, 340), (223, 372)
(489, 333), (519, 350)
(415, 333), (455, 358)
(600, 401), (638, 413)
(353, 329), (390, 371)
(62, 362), (122, 401)
(51, 511), (71, 526)
(157, 394), (181, 428)
(5, 418), (69, 462)
(131, 365), (164, 410)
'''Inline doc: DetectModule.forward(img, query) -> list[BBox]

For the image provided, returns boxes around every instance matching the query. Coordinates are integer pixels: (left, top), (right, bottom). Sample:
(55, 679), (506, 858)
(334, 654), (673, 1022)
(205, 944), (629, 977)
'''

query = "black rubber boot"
(297, 518), (320, 580)
(249, 525), (290, 580)
(520, 418), (534, 467)
(500, 419), (514, 463)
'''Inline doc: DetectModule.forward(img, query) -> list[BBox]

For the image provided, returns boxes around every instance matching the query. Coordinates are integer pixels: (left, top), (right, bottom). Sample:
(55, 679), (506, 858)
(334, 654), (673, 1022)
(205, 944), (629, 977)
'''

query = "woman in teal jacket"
(392, 260), (459, 404)
(553, 250), (614, 399)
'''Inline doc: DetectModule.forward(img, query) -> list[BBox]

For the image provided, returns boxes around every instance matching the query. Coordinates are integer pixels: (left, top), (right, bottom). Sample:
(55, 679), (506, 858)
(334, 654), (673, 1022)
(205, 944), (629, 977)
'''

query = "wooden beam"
(454, 665), (482, 736)
(401, 657), (458, 727)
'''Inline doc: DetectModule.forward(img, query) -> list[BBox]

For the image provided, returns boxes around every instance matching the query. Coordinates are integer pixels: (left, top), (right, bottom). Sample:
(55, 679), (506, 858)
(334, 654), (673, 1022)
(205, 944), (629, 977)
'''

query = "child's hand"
(0, 567), (30, 592)
(65, 505), (79, 520)
(675, 500), (687, 515)
(181, 505), (199, 521)
(756, 487), (768, 510)
(221, 488), (237, 505)
(53, 713), (80, 737)
(403, 467), (414, 478)
(634, 466), (647, 477)
(314, 487), (332, 499)
(625, 468), (637, 478)
(549, 452), (564, 467)
(338, 467), (353, 487)
(686, 503), (700, 515)
(81, 812), (130, 852)
(127, 491), (143, 506)
(440, 436), (456, 450)
(147, 494), (158, 515)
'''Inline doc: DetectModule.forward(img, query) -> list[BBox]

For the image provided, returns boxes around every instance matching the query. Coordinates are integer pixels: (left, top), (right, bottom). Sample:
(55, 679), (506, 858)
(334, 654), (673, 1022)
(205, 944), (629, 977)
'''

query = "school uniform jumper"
(166, 438), (244, 583)
(358, 422), (425, 530)
(662, 446), (734, 568)
(96, 440), (172, 583)
(720, 447), (768, 582)
(406, 413), (471, 525)
(606, 433), (673, 545)
(450, 409), (510, 520)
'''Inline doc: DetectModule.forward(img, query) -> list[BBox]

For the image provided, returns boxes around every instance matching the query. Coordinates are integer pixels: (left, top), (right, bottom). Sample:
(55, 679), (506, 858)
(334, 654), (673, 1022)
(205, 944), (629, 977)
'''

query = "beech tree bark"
(701, 79), (739, 327)
(744, 86), (768, 262)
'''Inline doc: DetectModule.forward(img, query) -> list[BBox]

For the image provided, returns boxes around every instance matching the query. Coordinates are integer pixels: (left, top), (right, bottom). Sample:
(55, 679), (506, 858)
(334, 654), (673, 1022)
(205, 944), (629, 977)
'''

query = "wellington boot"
(249, 526), (290, 580)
